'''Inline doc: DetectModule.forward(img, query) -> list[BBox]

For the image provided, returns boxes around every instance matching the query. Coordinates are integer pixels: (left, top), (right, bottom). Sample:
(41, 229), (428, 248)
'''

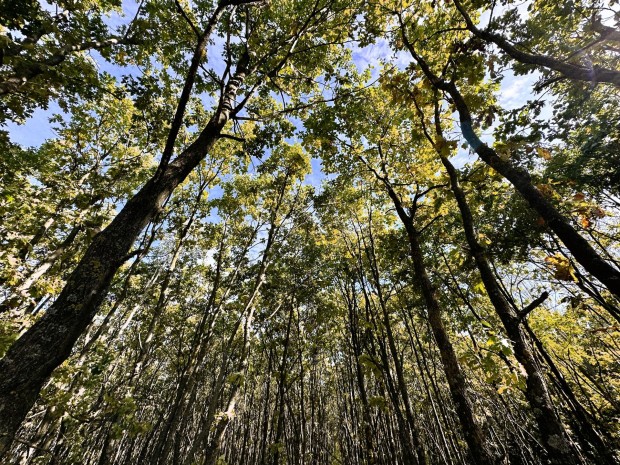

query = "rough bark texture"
(383, 182), (497, 465)
(440, 155), (581, 464)
(0, 56), (249, 456)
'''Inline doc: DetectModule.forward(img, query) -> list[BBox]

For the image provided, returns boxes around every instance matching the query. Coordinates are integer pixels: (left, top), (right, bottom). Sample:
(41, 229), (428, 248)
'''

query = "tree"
(0, 0), (361, 454)
(1, 0), (620, 463)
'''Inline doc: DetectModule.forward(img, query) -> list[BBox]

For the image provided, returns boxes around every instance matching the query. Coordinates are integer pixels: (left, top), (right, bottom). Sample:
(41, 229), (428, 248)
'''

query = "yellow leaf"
(544, 254), (577, 282)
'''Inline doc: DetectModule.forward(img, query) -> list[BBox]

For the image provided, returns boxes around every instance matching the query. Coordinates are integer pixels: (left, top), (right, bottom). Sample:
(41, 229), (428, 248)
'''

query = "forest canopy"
(1, 0), (620, 464)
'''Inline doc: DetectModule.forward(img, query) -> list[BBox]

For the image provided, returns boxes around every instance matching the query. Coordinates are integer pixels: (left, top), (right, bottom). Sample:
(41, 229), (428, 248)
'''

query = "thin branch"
(219, 133), (245, 143)
(175, 0), (201, 39)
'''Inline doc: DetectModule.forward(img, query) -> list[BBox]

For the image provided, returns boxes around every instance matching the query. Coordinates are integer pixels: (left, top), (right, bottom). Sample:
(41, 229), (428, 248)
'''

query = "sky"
(4, 1), (543, 182)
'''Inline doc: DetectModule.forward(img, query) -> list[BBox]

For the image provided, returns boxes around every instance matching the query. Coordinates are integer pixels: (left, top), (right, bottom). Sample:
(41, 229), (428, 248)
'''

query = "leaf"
(472, 280), (486, 295)
(226, 372), (245, 386)
(544, 254), (577, 282)
(536, 147), (552, 160)
(368, 395), (388, 411)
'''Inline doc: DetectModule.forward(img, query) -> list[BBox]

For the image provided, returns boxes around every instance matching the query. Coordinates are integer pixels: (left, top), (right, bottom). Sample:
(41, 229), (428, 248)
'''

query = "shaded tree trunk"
(432, 119), (583, 463)
(381, 176), (497, 465)
(0, 52), (251, 456)
(399, 25), (620, 300)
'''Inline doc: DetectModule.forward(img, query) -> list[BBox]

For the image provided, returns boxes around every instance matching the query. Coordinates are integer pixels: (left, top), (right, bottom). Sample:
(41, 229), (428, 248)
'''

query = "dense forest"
(1, 0), (619, 464)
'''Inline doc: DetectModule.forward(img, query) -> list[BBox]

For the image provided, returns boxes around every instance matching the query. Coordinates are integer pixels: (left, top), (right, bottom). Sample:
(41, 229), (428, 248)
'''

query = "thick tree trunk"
(403, 313), (460, 465)
(400, 29), (620, 300)
(0, 56), (249, 454)
(409, 231), (495, 465)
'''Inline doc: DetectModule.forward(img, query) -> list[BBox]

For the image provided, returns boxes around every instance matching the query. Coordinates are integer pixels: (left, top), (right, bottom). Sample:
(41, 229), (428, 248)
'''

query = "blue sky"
(5, 1), (542, 179)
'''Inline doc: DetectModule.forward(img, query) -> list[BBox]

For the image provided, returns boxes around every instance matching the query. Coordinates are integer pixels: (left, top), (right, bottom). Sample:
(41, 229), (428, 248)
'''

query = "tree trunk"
(400, 29), (620, 300)
(0, 54), (250, 456)
(381, 179), (497, 465)
(439, 152), (582, 464)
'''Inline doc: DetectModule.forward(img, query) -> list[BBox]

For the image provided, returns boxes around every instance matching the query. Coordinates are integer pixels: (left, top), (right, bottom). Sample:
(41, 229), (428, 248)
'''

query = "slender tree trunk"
(130, 193), (201, 382)
(402, 308), (458, 465)
(438, 151), (582, 464)
(188, 215), (280, 465)
(259, 348), (274, 465)
(363, 221), (429, 465)
(271, 303), (294, 465)
(357, 268), (421, 465)
(343, 282), (376, 465)
(380, 178), (497, 465)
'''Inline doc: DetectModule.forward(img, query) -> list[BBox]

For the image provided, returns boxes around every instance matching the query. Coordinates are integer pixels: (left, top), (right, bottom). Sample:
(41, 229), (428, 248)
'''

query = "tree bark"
(382, 178), (497, 465)
(399, 25), (620, 300)
(439, 153), (581, 464)
(0, 53), (250, 456)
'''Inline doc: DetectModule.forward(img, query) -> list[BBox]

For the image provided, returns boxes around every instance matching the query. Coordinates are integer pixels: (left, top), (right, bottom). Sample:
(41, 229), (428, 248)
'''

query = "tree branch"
(519, 291), (549, 321)
(451, 0), (620, 86)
